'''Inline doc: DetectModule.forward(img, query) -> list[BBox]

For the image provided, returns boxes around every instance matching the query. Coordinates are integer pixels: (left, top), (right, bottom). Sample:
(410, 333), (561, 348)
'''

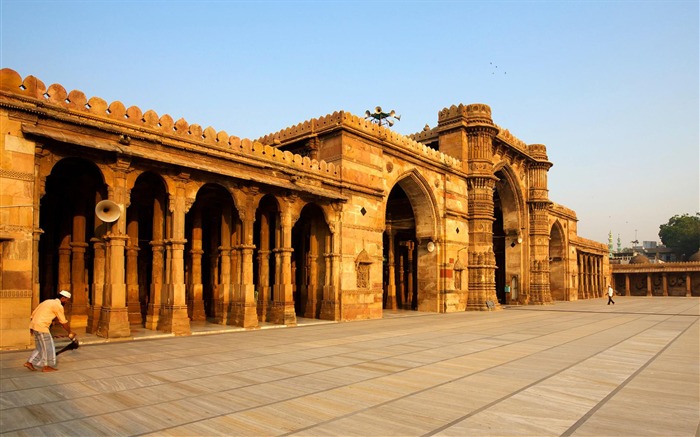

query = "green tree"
(658, 213), (700, 260)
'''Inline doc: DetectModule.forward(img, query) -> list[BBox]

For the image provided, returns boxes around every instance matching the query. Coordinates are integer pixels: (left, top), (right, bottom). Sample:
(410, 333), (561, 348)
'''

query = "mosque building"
(0, 69), (610, 350)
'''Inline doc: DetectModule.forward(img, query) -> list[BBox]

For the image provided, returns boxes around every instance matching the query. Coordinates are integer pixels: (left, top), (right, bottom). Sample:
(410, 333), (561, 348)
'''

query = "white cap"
(59, 290), (72, 299)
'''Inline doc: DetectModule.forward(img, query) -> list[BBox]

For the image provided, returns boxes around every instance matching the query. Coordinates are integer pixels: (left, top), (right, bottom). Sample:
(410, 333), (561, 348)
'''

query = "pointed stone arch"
(292, 202), (331, 319)
(383, 169), (440, 312)
(493, 163), (527, 304)
(254, 193), (280, 323)
(184, 183), (239, 323)
(388, 169), (439, 241)
(38, 157), (108, 334)
(549, 220), (567, 300)
(493, 163), (526, 231)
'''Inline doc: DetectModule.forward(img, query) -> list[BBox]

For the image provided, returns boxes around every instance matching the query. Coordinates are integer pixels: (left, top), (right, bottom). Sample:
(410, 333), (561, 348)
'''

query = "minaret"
(437, 103), (500, 310)
(608, 231), (613, 258)
(526, 144), (553, 305)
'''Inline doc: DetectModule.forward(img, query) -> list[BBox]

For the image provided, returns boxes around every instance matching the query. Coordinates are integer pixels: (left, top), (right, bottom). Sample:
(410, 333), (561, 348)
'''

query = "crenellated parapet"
(0, 68), (339, 180)
(438, 103), (494, 127)
(571, 236), (609, 253)
(550, 202), (577, 221)
(494, 125), (528, 151)
(258, 109), (461, 168)
(410, 104), (547, 168)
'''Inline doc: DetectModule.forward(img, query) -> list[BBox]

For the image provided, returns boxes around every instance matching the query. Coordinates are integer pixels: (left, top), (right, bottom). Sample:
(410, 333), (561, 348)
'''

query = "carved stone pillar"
(187, 205), (205, 321)
(228, 208), (259, 328)
(463, 105), (500, 311)
(96, 161), (130, 339)
(526, 144), (553, 305)
(268, 204), (297, 326)
(255, 249), (270, 320)
(384, 224), (397, 310)
(96, 233), (130, 338)
(158, 238), (191, 334)
(304, 253), (319, 318)
(158, 175), (191, 335)
(145, 241), (164, 330)
(215, 203), (232, 325)
(224, 188), (259, 328)
(256, 210), (271, 322)
(320, 251), (341, 320)
(69, 240), (88, 332)
(465, 173), (499, 311)
(398, 254), (405, 307)
(70, 205), (88, 333)
(662, 273), (668, 296)
(126, 215), (141, 325)
(146, 187), (166, 331)
(320, 206), (341, 321)
(87, 238), (105, 334)
(401, 241), (415, 309)
(58, 241), (71, 298)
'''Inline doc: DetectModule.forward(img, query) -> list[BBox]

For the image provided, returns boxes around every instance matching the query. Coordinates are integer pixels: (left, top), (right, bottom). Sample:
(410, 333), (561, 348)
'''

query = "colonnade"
(617, 272), (693, 297)
(37, 160), (341, 339)
(577, 252), (605, 299)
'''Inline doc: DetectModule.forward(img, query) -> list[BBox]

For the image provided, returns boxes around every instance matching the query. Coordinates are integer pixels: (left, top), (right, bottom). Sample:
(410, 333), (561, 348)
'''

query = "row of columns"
(577, 252), (604, 299)
(47, 164), (341, 339)
(620, 272), (693, 297)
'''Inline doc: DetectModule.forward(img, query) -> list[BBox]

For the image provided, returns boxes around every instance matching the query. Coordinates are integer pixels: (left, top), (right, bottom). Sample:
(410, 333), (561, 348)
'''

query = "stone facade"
(0, 69), (609, 350)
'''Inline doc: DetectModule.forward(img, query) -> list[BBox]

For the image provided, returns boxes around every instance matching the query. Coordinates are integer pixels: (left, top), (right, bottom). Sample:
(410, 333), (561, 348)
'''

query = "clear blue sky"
(2, 0), (698, 247)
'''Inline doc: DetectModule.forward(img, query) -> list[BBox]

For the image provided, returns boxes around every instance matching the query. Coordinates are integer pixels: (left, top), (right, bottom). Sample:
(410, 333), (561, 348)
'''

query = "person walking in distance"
(607, 284), (616, 305)
(24, 290), (75, 372)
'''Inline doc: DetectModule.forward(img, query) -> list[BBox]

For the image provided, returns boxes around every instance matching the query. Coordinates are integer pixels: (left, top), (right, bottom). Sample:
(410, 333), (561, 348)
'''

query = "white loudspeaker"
(95, 200), (121, 223)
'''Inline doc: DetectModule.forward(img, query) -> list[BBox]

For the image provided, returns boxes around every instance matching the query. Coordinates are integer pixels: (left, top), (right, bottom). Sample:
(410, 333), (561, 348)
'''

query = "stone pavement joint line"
(1, 297), (698, 437)
(559, 318), (699, 437)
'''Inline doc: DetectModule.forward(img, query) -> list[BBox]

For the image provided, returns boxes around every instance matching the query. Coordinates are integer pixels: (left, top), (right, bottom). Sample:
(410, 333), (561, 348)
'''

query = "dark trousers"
(607, 295), (615, 305)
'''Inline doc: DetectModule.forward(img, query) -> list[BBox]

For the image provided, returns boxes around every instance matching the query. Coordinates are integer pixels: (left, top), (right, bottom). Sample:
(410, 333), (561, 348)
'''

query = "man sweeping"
(24, 290), (75, 372)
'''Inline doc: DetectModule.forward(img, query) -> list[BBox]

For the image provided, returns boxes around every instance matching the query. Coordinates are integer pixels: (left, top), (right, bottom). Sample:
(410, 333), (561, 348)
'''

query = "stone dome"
(688, 251), (700, 262)
(629, 254), (651, 264)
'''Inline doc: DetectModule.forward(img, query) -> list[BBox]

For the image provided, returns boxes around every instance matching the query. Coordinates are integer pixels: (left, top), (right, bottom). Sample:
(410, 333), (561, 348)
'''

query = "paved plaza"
(1, 297), (698, 436)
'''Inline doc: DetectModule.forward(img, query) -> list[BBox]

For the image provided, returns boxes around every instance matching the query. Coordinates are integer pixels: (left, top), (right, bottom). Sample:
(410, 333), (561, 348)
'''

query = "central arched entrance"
(493, 167), (524, 305)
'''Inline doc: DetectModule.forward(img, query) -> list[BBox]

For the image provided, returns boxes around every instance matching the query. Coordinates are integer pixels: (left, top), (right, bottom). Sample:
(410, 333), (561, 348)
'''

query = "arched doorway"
(39, 157), (106, 332)
(384, 186), (417, 310)
(291, 203), (329, 319)
(383, 172), (437, 311)
(128, 172), (168, 331)
(254, 195), (279, 322)
(185, 184), (239, 323)
(549, 222), (567, 300)
(493, 168), (524, 305)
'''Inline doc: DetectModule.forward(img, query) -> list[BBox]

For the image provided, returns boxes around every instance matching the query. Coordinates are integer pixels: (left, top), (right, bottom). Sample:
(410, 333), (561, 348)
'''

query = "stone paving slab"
(1, 296), (698, 436)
